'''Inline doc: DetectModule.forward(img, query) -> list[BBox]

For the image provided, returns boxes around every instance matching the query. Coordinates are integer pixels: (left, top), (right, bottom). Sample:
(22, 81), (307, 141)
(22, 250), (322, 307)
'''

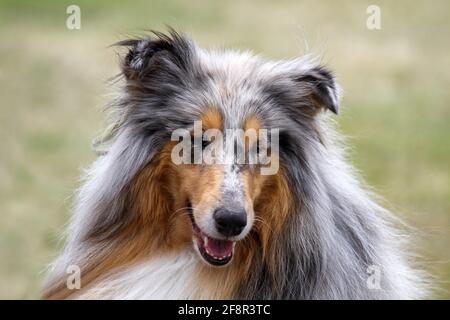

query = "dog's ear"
(116, 30), (193, 81)
(293, 66), (340, 115)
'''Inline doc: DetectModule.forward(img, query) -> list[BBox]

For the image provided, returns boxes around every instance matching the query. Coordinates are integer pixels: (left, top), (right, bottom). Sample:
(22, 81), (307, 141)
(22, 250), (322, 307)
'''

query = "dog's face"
(121, 31), (339, 267)
(173, 109), (272, 266)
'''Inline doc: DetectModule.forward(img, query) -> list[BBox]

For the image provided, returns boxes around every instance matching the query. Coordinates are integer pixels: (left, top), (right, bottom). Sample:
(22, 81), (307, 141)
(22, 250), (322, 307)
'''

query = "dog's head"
(118, 31), (340, 267)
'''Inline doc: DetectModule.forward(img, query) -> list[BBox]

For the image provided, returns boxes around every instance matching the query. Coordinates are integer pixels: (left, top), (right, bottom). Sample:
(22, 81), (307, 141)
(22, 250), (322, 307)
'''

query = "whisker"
(253, 216), (272, 232)
(168, 205), (201, 221)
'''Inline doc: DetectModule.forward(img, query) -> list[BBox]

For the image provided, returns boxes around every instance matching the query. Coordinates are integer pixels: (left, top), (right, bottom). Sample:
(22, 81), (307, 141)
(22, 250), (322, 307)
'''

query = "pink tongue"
(205, 237), (233, 257)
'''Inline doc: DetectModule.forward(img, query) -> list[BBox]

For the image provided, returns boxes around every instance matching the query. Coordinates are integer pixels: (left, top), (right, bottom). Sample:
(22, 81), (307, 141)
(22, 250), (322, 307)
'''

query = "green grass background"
(0, 0), (449, 299)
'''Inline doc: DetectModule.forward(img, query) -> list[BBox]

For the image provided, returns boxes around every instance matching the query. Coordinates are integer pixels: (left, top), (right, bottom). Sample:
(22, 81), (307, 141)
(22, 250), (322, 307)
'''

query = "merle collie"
(43, 30), (426, 299)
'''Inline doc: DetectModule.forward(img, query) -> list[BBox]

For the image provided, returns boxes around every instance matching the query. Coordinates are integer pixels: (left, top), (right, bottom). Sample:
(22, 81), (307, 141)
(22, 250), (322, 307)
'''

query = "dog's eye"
(202, 139), (211, 150)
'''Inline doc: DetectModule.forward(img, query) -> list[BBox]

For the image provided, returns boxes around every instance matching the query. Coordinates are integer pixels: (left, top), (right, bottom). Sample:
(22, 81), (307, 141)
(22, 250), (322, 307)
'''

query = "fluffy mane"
(43, 30), (428, 299)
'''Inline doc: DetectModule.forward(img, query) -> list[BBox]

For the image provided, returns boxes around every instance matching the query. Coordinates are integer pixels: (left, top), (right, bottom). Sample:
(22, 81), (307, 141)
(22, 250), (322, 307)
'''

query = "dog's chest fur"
(76, 251), (207, 299)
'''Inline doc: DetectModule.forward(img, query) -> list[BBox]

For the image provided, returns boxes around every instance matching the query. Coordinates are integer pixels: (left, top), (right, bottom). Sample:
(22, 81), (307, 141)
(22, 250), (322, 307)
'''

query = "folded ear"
(116, 30), (193, 81)
(294, 66), (340, 114)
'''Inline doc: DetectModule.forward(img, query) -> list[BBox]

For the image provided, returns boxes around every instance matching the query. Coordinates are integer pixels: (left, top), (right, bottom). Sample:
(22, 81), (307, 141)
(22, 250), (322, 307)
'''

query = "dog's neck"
(67, 246), (255, 299)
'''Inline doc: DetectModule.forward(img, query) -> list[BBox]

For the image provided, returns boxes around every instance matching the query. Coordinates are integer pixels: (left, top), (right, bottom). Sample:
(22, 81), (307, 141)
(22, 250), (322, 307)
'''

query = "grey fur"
(44, 30), (427, 299)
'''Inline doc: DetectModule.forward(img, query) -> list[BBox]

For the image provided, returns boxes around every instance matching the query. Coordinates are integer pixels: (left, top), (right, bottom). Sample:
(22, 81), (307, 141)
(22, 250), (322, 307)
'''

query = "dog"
(43, 30), (426, 299)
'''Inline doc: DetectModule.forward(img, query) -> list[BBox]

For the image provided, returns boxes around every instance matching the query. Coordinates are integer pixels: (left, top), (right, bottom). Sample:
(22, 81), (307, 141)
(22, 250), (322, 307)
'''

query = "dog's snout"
(213, 207), (247, 237)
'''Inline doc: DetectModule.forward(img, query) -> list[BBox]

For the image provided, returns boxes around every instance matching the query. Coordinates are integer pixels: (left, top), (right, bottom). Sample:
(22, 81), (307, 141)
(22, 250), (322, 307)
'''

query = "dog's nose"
(213, 207), (247, 237)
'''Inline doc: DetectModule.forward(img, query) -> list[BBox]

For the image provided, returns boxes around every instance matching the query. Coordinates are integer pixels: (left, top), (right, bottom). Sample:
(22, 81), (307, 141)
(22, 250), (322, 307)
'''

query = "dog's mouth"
(187, 203), (235, 266)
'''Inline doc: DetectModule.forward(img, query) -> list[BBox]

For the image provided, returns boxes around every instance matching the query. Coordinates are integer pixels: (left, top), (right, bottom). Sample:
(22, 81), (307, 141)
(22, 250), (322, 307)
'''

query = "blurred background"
(0, 0), (449, 299)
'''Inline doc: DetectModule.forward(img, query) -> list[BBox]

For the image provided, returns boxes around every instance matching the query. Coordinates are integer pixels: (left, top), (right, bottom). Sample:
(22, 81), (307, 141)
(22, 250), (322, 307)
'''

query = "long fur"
(43, 30), (427, 299)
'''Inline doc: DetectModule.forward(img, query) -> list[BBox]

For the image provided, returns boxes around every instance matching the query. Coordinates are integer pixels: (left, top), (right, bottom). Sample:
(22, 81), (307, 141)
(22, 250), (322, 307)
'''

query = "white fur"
(75, 250), (201, 299)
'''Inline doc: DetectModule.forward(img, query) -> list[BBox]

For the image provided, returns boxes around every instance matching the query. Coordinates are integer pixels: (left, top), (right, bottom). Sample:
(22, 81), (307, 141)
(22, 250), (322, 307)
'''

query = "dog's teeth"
(203, 236), (208, 246)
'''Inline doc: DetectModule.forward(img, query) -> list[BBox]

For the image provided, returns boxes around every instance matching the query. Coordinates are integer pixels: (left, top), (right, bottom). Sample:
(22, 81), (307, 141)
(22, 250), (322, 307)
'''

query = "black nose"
(213, 207), (247, 237)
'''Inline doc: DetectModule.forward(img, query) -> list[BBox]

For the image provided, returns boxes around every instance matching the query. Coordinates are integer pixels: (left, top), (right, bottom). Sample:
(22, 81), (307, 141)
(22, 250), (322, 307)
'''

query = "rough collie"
(43, 30), (426, 299)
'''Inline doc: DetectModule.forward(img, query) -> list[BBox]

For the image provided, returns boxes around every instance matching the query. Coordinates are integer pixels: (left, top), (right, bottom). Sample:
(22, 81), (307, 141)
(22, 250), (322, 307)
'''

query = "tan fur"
(45, 110), (293, 299)
(202, 108), (223, 130)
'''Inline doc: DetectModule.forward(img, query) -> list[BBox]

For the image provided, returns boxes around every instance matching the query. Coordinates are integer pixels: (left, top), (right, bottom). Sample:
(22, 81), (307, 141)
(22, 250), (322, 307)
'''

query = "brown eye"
(202, 139), (211, 150)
